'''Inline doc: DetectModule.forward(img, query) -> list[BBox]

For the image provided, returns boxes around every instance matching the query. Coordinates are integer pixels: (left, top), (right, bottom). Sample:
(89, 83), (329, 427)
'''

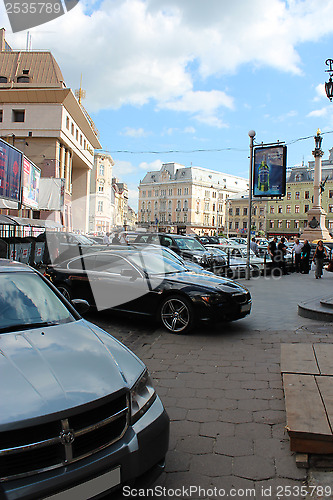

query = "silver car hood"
(0, 319), (144, 426)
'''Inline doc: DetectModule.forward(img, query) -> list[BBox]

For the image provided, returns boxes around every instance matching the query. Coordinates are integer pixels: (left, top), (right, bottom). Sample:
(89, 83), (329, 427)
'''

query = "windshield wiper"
(0, 321), (60, 334)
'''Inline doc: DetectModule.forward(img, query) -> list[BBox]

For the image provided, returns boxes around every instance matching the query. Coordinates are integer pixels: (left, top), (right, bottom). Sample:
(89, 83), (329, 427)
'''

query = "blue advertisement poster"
(0, 139), (23, 202)
(253, 145), (287, 197)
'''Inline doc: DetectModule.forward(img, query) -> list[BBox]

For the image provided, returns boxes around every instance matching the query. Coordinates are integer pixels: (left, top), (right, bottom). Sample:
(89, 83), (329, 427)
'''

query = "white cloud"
(112, 160), (137, 176)
(307, 108), (328, 118)
(122, 127), (149, 138)
(4, 0), (333, 126)
(139, 160), (163, 170)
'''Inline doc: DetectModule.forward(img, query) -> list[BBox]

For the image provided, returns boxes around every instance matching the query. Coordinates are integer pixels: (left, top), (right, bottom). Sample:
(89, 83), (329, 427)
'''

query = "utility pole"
(246, 130), (256, 279)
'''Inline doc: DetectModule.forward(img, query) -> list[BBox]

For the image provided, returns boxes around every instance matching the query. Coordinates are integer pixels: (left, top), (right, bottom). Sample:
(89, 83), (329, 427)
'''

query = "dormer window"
(17, 76), (30, 83)
(0, 76), (7, 83)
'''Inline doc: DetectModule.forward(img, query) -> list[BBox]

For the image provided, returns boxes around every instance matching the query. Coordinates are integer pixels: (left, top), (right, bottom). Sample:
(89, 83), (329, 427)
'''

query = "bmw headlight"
(131, 370), (156, 424)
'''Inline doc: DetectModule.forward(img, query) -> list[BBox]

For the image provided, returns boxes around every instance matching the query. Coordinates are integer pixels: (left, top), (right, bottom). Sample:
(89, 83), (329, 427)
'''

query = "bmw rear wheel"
(159, 295), (194, 334)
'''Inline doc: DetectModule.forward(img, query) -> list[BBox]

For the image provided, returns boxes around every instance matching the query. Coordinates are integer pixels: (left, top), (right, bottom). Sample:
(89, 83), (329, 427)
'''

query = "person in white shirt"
(292, 238), (303, 273)
(250, 237), (259, 256)
(103, 232), (110, 245)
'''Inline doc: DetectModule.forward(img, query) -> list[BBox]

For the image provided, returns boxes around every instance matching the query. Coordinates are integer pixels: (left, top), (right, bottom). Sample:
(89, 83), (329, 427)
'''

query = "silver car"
(0, 259), (169, 499)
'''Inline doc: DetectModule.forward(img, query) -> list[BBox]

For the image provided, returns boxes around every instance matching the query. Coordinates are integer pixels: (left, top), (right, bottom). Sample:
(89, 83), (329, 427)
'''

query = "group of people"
(103, 232), (123, 245)
(267, 237), (329, 279)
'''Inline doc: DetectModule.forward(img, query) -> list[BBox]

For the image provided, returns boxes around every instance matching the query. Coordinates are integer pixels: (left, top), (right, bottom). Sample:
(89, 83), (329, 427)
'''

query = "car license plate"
(241, 303), (251, 312)
(44, 466), (121, 500)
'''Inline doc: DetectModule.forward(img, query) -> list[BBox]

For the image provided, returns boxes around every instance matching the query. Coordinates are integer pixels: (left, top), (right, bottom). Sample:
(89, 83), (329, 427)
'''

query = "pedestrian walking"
(292, 238), (303, 273)
(312, 240), (328, 279)
(277, 237), (289, 275)
(103, 232), (110, 245)
(250, 237), (259, 256)
(268, 237), (278, 274)
(111, 233), (121, 245)
(300, 239), (311, 274)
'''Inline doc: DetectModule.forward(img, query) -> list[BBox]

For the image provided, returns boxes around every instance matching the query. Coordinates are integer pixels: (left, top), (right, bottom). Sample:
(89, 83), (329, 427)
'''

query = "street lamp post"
(246, 130), (256, 280)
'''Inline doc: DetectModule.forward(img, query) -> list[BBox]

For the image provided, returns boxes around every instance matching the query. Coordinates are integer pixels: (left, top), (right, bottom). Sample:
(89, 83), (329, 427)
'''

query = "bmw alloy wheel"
(160, 296), (193, 333)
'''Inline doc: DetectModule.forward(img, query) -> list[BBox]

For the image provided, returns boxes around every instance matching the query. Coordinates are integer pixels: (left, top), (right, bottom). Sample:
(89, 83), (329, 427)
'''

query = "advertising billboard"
(22, 157), (41, 209)
(253, 145), (287, 197)
(0, 139), (23, 202)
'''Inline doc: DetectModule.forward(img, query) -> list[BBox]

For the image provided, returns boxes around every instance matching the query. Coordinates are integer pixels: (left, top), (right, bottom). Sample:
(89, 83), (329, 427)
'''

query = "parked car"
(45, 249), (252, 334)
(0, 259), (169, 499)
(219, 244), (266, 274)
(204, 245), (255, 277)
(133, 233), (225, 274)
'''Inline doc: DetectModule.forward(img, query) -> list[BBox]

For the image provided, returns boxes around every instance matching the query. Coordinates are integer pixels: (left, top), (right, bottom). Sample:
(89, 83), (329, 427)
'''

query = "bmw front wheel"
(159, 295), (194, 334)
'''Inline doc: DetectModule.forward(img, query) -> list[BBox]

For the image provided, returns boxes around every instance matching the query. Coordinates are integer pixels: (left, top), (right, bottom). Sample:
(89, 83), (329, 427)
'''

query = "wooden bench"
(281, 344), (333, 454)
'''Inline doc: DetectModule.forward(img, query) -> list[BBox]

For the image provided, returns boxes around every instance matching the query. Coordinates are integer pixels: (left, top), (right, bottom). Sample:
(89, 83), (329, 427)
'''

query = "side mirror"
(71, 299), (90, 315)
(120, 268), (140, 280)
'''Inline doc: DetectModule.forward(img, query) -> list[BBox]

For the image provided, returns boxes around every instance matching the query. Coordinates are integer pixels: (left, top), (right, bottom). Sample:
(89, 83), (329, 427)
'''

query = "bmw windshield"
(0, 272), (76, 332)
(175, 238), (206, 251)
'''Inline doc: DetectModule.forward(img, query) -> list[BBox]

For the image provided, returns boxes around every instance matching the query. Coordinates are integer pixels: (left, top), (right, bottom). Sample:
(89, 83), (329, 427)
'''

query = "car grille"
(232, 291), (251, 305)
(0, 393), (129, 481)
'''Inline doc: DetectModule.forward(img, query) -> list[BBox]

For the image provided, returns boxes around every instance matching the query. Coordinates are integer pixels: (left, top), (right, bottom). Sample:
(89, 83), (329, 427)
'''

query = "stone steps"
(298, 295), (333, 321)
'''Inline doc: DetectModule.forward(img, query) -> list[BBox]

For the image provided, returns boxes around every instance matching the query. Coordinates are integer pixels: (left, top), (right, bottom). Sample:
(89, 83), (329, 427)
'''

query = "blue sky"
(3, 0), (333, 210)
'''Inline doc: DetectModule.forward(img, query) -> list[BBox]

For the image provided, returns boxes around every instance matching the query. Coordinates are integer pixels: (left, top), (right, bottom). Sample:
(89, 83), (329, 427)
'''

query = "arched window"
(17, 76), (30, 83)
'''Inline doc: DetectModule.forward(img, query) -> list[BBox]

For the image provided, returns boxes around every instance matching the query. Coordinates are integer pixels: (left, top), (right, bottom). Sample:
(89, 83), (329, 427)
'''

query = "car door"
(87, 253), (151, 312)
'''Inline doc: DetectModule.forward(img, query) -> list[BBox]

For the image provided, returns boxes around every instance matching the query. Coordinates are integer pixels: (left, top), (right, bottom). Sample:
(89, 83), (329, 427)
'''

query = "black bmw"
(44, 249), (251, 334)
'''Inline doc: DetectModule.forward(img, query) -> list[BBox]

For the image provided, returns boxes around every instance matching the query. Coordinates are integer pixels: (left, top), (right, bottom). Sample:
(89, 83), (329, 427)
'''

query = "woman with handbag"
(312, 240), (328, 279)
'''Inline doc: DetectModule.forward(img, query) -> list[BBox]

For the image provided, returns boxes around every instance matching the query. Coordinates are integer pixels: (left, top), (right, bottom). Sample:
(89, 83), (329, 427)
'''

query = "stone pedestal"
(302, 207), (332, 242)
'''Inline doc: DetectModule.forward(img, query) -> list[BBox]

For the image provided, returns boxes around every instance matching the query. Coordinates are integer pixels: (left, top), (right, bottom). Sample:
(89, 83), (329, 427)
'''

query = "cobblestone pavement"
(85, 270), (333, 500)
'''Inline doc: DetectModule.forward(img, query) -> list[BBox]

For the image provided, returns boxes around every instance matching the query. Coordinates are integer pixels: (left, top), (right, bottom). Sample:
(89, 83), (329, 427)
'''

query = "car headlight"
(130, 370), (156, 424)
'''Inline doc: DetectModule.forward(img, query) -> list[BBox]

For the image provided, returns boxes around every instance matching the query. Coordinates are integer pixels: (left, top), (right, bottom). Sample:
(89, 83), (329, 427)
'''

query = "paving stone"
(177, 435), (215, 454)
(171, 420), (201, 437)
(235, 422), (272, 439)
(253, 410), (286, 424)
(237, 399), (270, 411)
(164, 450), (191, 473)
(187, 408), (220, 423)
(215, 436), (254, 456)
(190, 453), (233, 477)
(200, 421), (235, 439)
(219, 409), (253, 423)
(233, 455), (276, 480)
(275, 455), (308, 480)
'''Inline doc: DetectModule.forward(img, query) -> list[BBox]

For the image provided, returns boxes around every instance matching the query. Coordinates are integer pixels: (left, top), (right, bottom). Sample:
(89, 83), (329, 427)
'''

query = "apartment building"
(138, 162), (248, 235)
(89, 152), (114, 234)
(227, 194), (267, 237)
(0, 28), (101, 232)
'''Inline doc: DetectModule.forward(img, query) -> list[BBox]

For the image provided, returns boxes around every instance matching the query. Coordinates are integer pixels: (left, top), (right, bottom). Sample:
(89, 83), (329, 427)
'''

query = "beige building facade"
(138, 163), (248, 235)
(0, 29), (101, 232)
(89, 153), (114, 234)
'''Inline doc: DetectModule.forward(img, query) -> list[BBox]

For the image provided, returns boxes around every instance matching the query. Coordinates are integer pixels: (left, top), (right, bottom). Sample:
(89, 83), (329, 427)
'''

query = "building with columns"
(138, 162), (248, 235)
(0, 28), (101, 232)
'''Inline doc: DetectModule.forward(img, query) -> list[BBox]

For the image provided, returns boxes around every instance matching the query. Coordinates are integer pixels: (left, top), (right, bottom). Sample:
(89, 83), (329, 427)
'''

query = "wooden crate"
(281, 344), (333, 454)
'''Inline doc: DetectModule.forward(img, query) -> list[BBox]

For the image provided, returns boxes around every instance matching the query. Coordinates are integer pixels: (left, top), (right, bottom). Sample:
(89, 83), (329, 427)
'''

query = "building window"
(76, 129), (79, 141)
(98, 184), (104, 193)
(235, 221), (239, 229)
(184, 187), (189, 195)
(229, 208), (233, 216)
(80, 134), (82, 146)
(235, 207), (240, 216)
(212, 203), (216, 212)
(305, 191), (310, 199)
(295, 192), (300, 199)
(243, 221), (247, 229)
(329, 205), (333, 213)
(99, 164), (104, 176)
(66, 117), (70, 129)
(229, 221), (232, 230)
(0, 76), (8, 83)
(287, 192), (291, 200)
(304, 205), (309, 213)
(71, 123), (74, 135)
(168, 189), (172, 196)
(286, 220), (291, 228)
(17, 76), (30, 83)
(304, 220), (308, 228)
(278, 205), (282, 213)
(270, 206), (274, 214)
(147, 191), (152, 197)
(204, 202), (209, 211)
(295, 174), (301, 182)
(177, 188), (182, 195)
(205, 190), (210, 198)
(295, 206), (300, 213)
(0, 110), (2, 122)
(269, 220), (274, 229)
(295, 220), (299, 228)
(155, 190), (159, 197)
(278, 220), (282, 228)
(329, 190), (333, 199)
(286, 205), (291, 213)
(329, 221), (333, 229)
(243, 207), (248, 216)
(12, 109), (25, 122)
(142, 191), (146, 198)
(259, 207), (264, 216)
(97, 201), (103, 212)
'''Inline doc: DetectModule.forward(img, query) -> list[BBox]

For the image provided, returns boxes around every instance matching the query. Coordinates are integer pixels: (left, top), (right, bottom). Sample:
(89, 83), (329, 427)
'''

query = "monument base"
(302, 207), (332, 242)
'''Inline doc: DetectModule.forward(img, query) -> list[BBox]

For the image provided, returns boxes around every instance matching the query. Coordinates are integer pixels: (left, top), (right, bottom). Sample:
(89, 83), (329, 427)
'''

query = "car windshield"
(175, 237), (205, 251)
(128, 253), (185, 275)
(239, 248), (255, 257)
(0, 272), (75, 332)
